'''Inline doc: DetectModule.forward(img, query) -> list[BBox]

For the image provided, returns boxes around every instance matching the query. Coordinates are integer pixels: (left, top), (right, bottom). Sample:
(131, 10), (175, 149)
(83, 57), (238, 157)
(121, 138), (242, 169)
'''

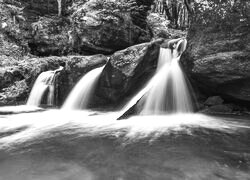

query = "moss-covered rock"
(29, 17), (71, 56)
(70, 0), (153, 55)
(181, 0), (250, 102)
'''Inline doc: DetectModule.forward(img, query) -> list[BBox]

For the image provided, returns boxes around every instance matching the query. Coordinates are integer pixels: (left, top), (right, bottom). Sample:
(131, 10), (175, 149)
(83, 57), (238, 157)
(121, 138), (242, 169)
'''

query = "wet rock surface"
(94, 39), (164, 107)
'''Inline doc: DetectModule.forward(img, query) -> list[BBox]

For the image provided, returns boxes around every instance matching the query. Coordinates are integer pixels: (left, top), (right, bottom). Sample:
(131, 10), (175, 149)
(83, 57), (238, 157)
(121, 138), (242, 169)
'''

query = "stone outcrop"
(94, 39), (164, 107)
(181, 1), (250, 103)
(147, 13), (170, 39)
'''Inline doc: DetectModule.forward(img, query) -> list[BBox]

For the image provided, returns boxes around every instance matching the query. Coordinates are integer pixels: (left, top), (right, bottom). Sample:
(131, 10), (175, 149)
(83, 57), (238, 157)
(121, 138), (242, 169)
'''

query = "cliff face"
(181, 1), (250, 103)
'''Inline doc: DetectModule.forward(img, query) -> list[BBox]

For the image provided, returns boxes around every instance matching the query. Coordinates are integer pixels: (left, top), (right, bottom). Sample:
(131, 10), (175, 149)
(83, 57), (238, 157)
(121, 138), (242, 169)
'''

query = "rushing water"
(62, 66), (104, 110)
(142, 39), (193, 114)
(27, 67), (64, 107)
(0, 110), (249, 180)
(142, 49), (193, 114)
(121, 39), (193, 116)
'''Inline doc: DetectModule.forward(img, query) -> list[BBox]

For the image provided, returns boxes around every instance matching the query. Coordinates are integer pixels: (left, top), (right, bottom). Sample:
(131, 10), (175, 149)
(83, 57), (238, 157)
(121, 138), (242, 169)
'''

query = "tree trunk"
(47, 0), (49, 14)
(183, 6), (186, 29)
(57, 0), (62, 16)
(163, 0), (173, 22)
(171, 0), (178, 28)
(184, 0), (194, 15)
(179, 4), (184, 29)
(13, 16), (16, 24)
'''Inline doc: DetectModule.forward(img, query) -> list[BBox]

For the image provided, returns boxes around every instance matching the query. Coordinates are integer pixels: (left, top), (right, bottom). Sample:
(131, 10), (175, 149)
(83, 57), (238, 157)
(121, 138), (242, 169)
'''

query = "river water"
(0, 109), (249, 180)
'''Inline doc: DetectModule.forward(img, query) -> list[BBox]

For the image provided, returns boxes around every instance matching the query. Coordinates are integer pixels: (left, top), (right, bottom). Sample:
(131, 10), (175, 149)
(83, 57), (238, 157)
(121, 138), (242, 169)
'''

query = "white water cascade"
(62, 66), (104, 110)
(27, 67), (63, 106)
(120, 39), (194, 116)
(141, 39), (193, 114)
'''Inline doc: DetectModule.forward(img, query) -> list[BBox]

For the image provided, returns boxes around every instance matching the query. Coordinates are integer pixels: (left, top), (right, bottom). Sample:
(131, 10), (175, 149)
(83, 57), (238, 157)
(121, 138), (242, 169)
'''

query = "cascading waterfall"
(120, 39), (194, 117)
(27, 66), (63, 107)
(62, 66), (104, 110)
(141, 39), (193, 114)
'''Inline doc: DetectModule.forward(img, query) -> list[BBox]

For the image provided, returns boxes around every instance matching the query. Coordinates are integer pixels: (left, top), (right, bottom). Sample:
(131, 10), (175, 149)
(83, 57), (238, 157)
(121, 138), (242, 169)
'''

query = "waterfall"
(27, 66), (63, 107)
(119, 39), (193, 117)
(62, 66), (104, 110)
(142, 39), (193, 114)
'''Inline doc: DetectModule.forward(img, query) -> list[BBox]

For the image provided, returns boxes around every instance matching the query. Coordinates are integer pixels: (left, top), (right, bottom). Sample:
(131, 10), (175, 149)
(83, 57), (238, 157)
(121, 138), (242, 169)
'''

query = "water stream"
(27, 66), (64, 107)
(142, 39), (193, 114)
(62, 66), (104, 110)
(120, 39), (193, 117)
(0, 111), (249, 180)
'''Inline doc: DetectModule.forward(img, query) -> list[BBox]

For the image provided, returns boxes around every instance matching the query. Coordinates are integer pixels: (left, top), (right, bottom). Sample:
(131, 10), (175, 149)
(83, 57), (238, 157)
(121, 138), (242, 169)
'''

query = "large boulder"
(0, 55), (107, 106)
(146, 13), (186, 39)
(70, 0), (153, 55)
(147, 13), (170, 39)
(94, 39), (164, 107)
(181, 1), (250, 102)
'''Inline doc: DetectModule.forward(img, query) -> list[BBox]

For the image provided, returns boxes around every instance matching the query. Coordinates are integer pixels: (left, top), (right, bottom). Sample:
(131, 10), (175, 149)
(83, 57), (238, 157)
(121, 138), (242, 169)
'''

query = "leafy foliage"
(192, 0), (250, 31)
(0, 1), (28, 59)
(152, 0), (191, 29)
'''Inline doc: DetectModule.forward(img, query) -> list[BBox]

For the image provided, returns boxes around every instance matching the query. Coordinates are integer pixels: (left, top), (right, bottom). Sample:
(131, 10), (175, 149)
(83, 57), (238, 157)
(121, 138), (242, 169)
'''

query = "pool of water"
(0, 108), (249, 180)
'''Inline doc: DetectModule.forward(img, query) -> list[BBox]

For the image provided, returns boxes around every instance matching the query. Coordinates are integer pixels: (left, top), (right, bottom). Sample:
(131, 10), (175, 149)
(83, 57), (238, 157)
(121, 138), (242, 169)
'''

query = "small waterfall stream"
(120, 39), (193, 117)
(27, 67), (63, 107)
(62, 66), (104, 110)
(141, 39), (193, 114)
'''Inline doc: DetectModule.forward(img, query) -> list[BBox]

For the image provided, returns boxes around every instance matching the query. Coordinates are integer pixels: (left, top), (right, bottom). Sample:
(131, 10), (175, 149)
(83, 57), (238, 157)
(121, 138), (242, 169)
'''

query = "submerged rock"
(204, 96), (224, 106)
(201, 104), (234, 115)
(181, 1), (250, 102)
